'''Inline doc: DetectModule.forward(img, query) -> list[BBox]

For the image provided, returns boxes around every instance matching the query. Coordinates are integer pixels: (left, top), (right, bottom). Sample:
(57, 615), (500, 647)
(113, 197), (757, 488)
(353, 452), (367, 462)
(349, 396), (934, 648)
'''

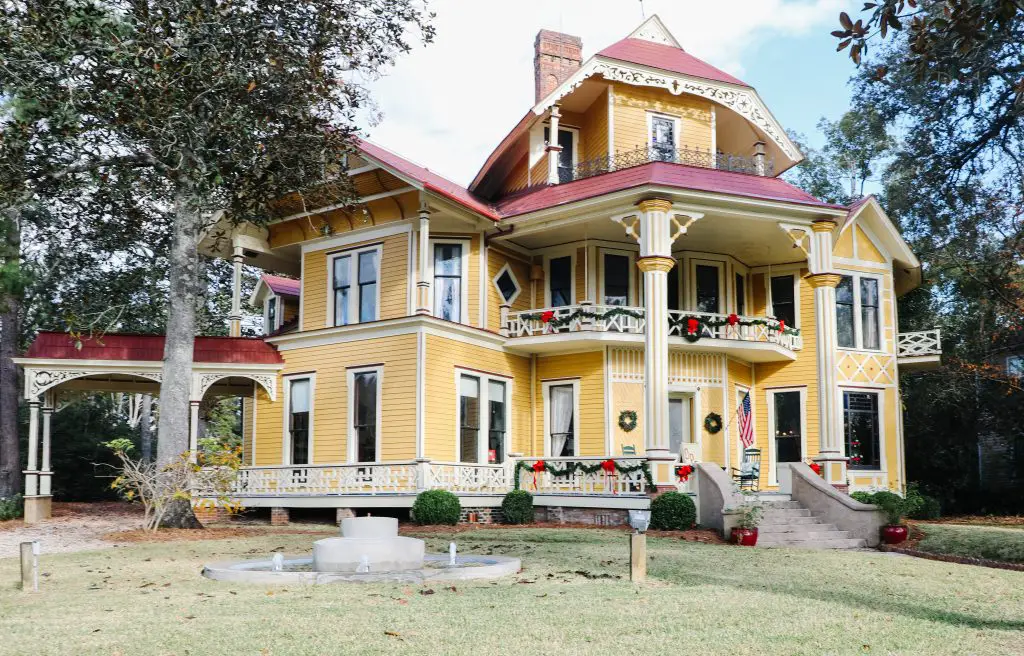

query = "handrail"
(897, 329), (941, 357)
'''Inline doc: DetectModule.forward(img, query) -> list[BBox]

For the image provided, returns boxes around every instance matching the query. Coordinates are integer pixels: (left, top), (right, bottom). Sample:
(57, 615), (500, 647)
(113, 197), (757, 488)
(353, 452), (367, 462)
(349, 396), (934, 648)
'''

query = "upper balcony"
(567, 145), (774, 184)
(897, 329), (942, 370)
(500, 303), (801, 362)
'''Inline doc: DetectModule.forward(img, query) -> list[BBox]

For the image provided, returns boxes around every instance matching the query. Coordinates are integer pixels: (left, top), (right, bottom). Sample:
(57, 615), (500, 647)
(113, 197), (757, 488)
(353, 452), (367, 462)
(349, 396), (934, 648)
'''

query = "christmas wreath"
(617, 409), (638, 432)
(514, 459), (655, 491)
(704, 412), (723, 434)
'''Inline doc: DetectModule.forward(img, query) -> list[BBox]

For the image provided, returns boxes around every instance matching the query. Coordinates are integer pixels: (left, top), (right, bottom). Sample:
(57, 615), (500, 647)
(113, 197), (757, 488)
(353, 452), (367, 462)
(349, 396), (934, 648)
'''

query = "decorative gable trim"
(627, 15), (681, 48)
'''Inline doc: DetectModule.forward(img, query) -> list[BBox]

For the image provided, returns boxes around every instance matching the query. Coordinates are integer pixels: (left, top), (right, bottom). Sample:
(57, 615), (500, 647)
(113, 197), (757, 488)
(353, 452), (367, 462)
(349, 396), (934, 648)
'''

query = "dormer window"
(649, 113), (679, 162)
(544, 126), (578, 183)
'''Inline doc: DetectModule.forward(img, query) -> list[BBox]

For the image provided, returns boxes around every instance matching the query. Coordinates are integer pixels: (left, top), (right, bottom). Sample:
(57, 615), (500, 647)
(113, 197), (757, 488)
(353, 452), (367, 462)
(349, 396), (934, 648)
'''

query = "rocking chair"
(731, 448), (762, 492)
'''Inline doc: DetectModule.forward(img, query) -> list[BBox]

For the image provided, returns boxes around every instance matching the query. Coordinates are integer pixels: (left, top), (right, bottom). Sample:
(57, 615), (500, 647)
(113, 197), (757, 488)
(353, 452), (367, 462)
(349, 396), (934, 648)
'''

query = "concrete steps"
(754, 498), (866, 550)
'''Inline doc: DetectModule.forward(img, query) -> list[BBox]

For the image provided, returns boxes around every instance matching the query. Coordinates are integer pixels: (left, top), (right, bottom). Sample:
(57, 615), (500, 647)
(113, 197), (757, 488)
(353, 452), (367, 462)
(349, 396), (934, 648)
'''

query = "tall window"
(668, 395), (692, 454)
(332, 248), (379, 326)
(544, 127), (576, 183)
(695, 265), (720, 313)
(650, 114), (676, 162)
(844, 391), (880, 470)
(488, 380), (507, 464)
(433, 243), (463, 321)
(836, 276), (856, 348)
(548, 384), (575, 457)
(266, 296), (278, 333)
(352, 370), (378, 462)
(288, 378), (311, 465)
(735, 273), (746, 316)
(459, 375), (480, 463)
(773, 391), (802, 464)
(770, 275), (796, 327)
(860, 278), (880, 350)
(549, 256), (572, 307)
(667, 263), (680, 311)
(603, 253), (630, 306)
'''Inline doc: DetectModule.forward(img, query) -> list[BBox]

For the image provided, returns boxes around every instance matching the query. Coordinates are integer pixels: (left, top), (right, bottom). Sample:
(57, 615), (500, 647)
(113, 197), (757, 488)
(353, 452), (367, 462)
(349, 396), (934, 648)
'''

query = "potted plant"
(863, 491), (917, 545)
(729, 499), (763, 546)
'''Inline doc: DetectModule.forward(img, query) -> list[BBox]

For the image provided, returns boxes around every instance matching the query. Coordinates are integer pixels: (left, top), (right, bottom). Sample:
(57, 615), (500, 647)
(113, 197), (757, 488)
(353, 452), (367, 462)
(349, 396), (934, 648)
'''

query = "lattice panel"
(836, 352), (896, 385)
(609, 347), (723, 385)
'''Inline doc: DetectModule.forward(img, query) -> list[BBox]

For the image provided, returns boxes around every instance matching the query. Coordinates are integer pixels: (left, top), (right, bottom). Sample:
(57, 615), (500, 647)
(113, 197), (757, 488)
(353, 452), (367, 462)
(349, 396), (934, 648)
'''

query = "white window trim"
(689, 259), (726, 314)
(326, 244), (383, 328)
(766, 386), (807, 487)
(427, 238), (470, 323)
(281, 373), (316, 465)
(543, 123), (580, 168)
(263, 294), (283, 333)
(836, 270), (885, 352)
(454, 368), (514, 464)
(543, 251), (577, 308)
(841, 387), (887, 474)
(647, 111), (681, 150)
(732, 263), (751, 316)
(491, 262), (523, 306)
(598, 248), (637, 306)
(766, 271), (802, 329)
(668, 389), (699, 459)
(542, 379), (581, 458)
(347, 365), (384, 463)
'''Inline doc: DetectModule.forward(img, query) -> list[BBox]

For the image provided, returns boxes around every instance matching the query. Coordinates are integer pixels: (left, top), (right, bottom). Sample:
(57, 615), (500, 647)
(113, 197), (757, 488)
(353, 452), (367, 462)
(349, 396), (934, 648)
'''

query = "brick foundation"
(270, 507), (290, 526)
(534, 506), (629, 526)
(193, 505), (230, 526)
(460, 507), (502, 524)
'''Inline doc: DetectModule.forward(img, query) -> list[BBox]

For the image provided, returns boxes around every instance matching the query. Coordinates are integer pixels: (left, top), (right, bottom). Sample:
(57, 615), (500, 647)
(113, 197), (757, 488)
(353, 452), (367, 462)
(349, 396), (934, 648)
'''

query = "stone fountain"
(313, 517), (424, 572)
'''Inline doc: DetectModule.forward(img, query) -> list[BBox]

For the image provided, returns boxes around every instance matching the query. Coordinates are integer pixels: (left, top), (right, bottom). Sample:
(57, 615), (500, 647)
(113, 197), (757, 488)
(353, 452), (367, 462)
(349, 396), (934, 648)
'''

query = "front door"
(669, 395), (693, 455)
(772, 390), (802, 487)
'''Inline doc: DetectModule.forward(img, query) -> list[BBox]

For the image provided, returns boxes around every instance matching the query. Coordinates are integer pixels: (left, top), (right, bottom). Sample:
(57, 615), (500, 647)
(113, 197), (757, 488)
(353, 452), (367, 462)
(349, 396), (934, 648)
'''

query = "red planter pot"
(881, 524), (908, 545)
(730, 527), (758, 546)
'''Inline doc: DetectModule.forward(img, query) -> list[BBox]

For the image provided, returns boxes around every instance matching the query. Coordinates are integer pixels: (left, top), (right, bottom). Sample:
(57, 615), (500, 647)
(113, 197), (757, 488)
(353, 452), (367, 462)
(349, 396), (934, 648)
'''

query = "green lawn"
(2, 527), (1023, 655)
(916, 522), (1024, 564)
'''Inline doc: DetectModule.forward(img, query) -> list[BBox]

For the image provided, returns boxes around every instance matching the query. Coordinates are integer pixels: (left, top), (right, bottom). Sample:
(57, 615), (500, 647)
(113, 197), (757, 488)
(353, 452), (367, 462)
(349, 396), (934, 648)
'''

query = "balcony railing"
(897, 329), (942, 358)
(501, 304), (801, 351)
(572, 145), (775, 182)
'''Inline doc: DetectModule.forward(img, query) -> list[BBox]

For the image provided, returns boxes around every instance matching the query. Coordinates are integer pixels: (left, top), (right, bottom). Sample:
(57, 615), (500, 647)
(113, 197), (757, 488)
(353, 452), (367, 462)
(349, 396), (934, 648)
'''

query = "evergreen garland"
(518, 306), (644, 329)
(518, 307), (801, 338)
(513, 459), (656, 491)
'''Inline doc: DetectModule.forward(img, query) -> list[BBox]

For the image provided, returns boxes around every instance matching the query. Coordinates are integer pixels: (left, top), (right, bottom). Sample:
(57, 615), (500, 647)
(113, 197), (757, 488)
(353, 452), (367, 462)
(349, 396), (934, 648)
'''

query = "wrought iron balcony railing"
(572, 145), (775, 182)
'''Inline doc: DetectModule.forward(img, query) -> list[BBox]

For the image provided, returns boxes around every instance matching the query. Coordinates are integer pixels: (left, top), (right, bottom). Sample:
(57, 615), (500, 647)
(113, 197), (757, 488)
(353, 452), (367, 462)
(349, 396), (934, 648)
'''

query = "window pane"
(333, 255), (350, 288)
(353, 372), (377, 462)
(267, 297), (277, 331)
(496, 270), (518, 302)
(860, 278), (880, 349)
(289, 379), (311, 465)
(359, 283), (377, 322)
(460, 375), (480, 463)
(549, 256), (572, 307)
(488, 380), (506, 464)
(836, 275), (854, 304)
(334, 288), (349, 326)
(603, 254), (630, 306)
(650, 116), (676, 162)
(735, 274), (745, 315)
(696, 265), (720, 313)
(434, 244), (461, 275)
(774, 391), (801, 463)
(836, 276), (855, 348)
(358, 250), (378, 284)
(667, 263), (680, 311)
(770, 275), (796, 326)
(844, 391), (880, 470)
(435, 276), (460, 321)
(290, 379), (310, 413)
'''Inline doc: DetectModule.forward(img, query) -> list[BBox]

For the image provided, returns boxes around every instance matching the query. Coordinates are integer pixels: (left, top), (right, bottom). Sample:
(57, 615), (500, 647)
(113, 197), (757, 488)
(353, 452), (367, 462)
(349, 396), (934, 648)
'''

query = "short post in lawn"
(20, 541), (40, 592)
(627, 510), (651, 583)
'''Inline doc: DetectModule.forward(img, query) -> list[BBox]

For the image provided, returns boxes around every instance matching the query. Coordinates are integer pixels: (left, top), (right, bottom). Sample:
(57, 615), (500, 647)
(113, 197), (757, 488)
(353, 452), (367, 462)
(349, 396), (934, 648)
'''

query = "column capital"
(811, 218), (838, 233)
(636, 197), (673, 214)
(806, 273), (842, 289)
(636, 255), (675, 273)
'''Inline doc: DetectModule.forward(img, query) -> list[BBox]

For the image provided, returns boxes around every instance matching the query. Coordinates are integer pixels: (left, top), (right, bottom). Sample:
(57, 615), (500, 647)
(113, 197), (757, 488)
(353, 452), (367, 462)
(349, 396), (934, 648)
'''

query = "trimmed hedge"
(411, 490), (461, 525)
(650, 491), (696, 531)
(501, 490), (535, 525)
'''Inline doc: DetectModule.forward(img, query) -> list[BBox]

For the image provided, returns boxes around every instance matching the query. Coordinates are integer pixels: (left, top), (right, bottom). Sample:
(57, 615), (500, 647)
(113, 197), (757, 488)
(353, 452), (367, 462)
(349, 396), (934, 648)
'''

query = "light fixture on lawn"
(628, 509), (651, 534)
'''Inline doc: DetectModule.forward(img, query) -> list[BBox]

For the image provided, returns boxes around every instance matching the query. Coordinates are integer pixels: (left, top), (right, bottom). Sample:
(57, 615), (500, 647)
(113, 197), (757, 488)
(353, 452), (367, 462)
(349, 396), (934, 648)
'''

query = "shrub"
(501, 490), (535, 525)
(851, 491), (874, 504)
(411, 490), (461, 525)
(0, 494), (23, 521)
(906, 483), (941, 520)
(855, 490), (919, 525)
(650, 491), (696, 530)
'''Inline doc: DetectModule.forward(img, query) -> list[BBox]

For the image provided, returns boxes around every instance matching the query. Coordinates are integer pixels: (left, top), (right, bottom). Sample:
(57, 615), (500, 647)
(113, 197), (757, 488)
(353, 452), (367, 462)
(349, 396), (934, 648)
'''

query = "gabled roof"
(495, 161), (844, 218)
(23, 332), (284, 364)
(262, 274), (300, 297)
(597, 38), (748, 88)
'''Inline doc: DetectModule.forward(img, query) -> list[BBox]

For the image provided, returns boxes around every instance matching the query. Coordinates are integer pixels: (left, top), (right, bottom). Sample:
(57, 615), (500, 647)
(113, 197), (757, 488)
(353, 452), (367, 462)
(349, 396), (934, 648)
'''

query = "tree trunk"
(155, 186), (202, 528)
(140, 393), (154, 463)
(0, 208), (22, 498)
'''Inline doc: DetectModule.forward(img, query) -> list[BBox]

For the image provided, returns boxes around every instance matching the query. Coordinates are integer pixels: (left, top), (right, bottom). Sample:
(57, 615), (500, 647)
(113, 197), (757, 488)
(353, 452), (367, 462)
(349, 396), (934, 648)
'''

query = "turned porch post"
(806, 219), (847, 488)
(24, 398), (40, 497)
(189, 400), (201, 462)
(615, 199), (702, 488)
(40, 392), (53, 497)
(416, 198), (431, 314)
(546, 106), (562, 185)
(228, 243), (245, 337)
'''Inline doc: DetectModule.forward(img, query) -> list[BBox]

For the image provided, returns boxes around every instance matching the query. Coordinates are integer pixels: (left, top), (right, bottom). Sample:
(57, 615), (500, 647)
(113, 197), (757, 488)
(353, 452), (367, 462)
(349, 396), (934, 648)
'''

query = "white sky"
(362, 0), (848, 186)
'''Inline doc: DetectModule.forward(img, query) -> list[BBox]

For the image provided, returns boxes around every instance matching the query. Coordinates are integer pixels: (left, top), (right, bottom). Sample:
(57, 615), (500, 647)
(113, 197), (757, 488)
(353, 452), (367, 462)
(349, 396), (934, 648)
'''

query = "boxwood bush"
(411, 489), (461, 525)
(501, 490), (535, 524)
(650, 491), (696, 530)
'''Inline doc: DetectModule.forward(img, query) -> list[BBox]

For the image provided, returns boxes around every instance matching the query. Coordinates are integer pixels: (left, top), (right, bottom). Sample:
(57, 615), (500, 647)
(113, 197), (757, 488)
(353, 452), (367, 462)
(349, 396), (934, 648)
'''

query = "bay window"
(835, 274), (882, 350)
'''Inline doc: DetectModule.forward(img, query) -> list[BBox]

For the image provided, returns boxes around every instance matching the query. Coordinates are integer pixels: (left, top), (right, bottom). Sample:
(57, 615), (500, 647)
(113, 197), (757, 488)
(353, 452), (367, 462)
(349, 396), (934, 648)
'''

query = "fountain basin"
(312, 516), (425, 573)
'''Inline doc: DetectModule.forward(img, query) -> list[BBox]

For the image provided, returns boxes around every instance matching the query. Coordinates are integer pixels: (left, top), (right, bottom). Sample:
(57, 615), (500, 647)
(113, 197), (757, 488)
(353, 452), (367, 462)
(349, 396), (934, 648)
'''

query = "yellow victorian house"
(16, 16), (940, 545)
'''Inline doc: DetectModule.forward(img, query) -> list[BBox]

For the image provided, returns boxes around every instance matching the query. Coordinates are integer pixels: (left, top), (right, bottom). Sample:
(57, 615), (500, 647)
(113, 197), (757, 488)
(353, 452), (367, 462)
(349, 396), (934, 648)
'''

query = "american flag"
(737, 393), (754, 448)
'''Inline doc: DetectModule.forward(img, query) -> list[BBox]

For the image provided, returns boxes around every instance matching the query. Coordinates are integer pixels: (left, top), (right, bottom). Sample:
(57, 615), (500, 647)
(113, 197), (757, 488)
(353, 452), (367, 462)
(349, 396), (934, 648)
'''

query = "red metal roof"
(357, 138), (500, 221)
(23, 332), (284, 364)
(262, 274), (300, 297)
(495, 161), (844, 217)
(597, 38), (748, 88)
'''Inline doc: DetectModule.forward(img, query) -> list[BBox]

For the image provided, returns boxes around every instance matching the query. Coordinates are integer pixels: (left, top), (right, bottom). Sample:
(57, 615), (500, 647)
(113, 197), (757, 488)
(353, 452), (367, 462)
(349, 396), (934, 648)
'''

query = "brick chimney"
(534, 30), (583, 102)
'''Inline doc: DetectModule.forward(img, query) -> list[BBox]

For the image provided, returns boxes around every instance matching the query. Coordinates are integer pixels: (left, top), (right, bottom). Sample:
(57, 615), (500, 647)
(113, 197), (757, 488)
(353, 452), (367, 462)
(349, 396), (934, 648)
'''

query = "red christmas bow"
(600, 459), (617, 474)
(778, 319), (786, 332)
(809, 462), (822, 476)
(676, 464), (694, 482)
(530, 460), (545, 490)
(686, 318), (699, 335)
(540, 311), (555, 323)
(727, 313), (739, 327)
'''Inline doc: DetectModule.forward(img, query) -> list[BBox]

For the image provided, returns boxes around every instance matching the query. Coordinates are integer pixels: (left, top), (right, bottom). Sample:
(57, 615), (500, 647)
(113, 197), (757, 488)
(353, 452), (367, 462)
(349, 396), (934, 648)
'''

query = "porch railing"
(668, 310), (803, 351)
(571, 145), (775, 182)
(229, 461), (421, 496)
(514, 456), (651, 496)
(897, 329), (942, 358)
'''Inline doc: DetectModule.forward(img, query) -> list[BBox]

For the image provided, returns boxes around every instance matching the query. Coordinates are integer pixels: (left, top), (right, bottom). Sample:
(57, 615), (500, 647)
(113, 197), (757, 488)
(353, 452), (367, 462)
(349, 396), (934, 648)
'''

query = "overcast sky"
(361, 0), (860, 186)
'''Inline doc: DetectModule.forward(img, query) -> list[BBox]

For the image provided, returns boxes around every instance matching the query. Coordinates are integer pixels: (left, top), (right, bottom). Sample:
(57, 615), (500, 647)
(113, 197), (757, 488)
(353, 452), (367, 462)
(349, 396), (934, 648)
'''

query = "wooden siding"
(241, 396), (254, 464)
(422, 335), (532, 460)
(612, 83), (713, 154)
(301, 232), (410, 331)
(835, 228), (855, 258)
(579, 87), (610, 163)
(536, 350), (606, 457)
(855, 226), (886, 263)
(252, 334), (418, 465)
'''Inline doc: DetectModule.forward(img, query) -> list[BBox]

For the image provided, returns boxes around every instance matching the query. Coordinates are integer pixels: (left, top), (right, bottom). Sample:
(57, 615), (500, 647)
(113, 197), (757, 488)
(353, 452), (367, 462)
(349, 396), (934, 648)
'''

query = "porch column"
(40, 392), (53, 497)
(23, 395), (52, 524)
(806, 219), (847, 488)
(546, 106), (562, 185)
(416, 199), (431, 314)
(24, 398), (40, 497)
(189, 400), (201, 462)
(228, 243), (245, 337)
(615, 199), (703, 488)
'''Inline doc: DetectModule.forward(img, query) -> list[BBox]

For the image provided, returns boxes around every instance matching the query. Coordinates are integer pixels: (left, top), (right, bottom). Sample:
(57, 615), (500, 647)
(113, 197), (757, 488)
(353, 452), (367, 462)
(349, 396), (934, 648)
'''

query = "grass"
(1, 527), (1023, 655)
(915, 522), (1024, 564)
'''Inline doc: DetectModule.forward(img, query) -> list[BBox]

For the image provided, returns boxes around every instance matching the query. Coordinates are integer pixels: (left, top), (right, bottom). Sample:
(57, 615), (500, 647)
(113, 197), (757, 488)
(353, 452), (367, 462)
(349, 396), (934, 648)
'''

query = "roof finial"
(639, 0), (645, 19)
